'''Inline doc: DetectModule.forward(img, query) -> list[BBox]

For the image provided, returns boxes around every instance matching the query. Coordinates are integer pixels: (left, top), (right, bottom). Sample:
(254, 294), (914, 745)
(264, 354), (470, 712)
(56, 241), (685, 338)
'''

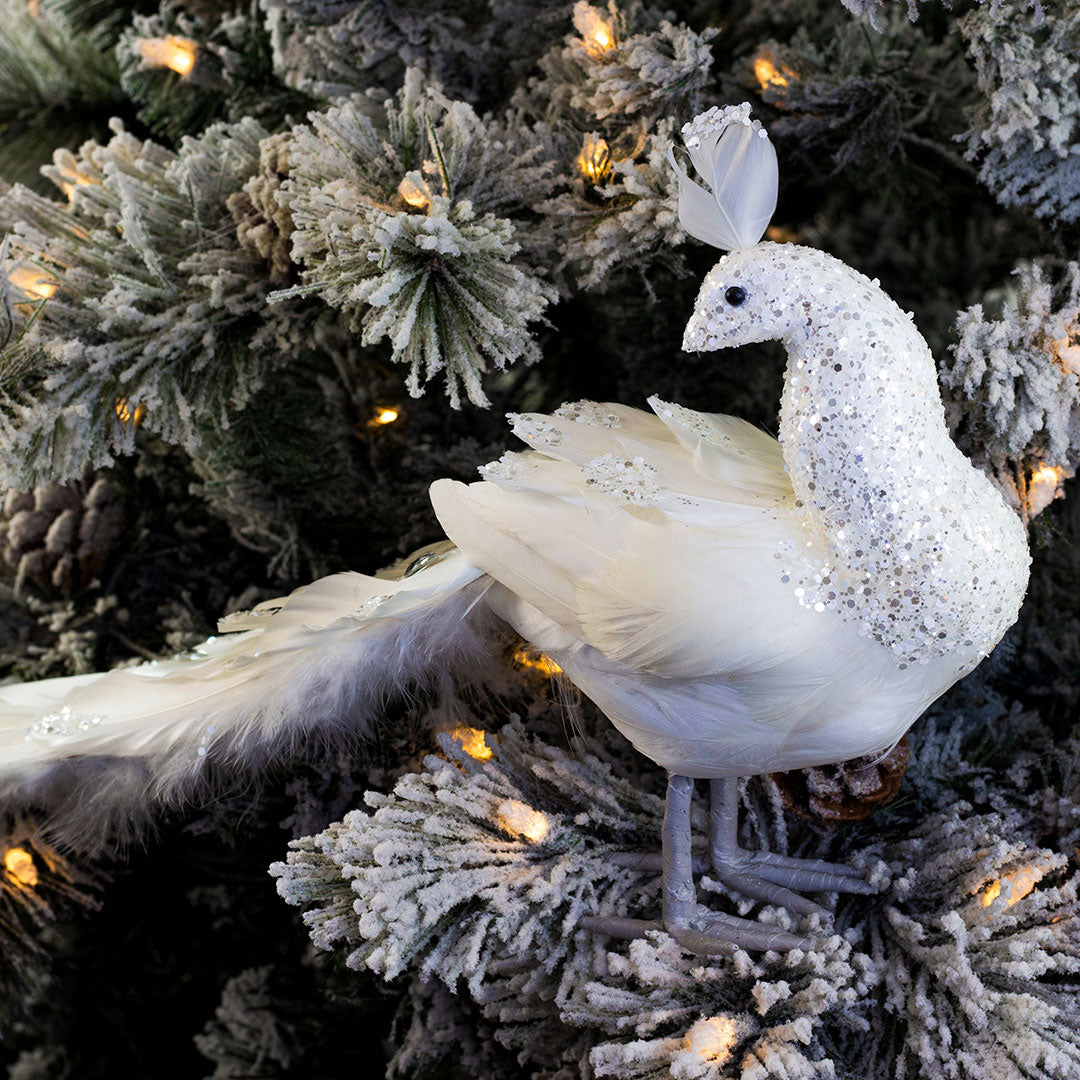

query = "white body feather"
(0, 358), (1023, 824)
(429, 401), (974, 778)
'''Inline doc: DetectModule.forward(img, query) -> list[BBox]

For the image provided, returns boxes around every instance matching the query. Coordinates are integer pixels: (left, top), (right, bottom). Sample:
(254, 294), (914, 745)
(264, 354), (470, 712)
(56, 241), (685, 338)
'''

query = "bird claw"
(577, 915), (661, 941)
(669, 904), (814, 953)
(592, 777), (878, 956)
(708, 866), (830, 917)
(612, 850), (706, 873)
(612, 848), (878, 916)
(714, 848), (878, 898)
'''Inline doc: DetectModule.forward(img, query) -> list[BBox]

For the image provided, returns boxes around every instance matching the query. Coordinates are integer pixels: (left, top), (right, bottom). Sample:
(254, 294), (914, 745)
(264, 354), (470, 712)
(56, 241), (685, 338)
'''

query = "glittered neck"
(770, 246), (1029, 669)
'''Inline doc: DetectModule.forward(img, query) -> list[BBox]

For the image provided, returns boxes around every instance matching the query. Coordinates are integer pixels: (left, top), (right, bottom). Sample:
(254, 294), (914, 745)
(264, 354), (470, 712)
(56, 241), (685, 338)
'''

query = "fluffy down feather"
(0, 549), (497, 851)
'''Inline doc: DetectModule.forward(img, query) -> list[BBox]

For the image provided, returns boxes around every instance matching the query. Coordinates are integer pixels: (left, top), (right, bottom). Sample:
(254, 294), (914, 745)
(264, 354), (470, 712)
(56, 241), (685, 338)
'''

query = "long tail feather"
(0, 547), (495, 850)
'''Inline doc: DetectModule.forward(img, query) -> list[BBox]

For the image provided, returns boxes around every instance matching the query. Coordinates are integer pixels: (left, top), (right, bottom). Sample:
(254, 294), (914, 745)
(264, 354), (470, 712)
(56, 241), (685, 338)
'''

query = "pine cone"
(770, 736), (910, 825)
(0, 472), (125, 595)
(227, 131), (294, 285)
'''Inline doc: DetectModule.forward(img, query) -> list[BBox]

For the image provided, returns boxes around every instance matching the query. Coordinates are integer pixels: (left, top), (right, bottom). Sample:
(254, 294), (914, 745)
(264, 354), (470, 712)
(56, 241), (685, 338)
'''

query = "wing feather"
(434, 401), (816, 684)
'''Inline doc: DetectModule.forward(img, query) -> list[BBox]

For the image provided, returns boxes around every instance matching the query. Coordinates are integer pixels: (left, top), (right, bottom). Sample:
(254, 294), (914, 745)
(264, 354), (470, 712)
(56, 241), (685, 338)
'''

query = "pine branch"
(0, 117), (306, 487)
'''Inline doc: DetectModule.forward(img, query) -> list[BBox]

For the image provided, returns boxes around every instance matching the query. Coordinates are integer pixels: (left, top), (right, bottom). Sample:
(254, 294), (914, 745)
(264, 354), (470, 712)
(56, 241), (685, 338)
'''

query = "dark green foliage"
(0, 2), (128, 192)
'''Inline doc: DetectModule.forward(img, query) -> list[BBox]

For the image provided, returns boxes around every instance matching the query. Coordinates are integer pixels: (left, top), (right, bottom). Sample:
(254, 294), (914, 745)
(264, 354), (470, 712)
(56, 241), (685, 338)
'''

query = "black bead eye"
(724, 286), (747, 307)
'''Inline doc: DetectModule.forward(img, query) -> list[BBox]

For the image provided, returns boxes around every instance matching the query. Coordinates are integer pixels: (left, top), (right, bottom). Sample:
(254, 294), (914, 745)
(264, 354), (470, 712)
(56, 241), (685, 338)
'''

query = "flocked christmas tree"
(0, 1), (1078, 1077)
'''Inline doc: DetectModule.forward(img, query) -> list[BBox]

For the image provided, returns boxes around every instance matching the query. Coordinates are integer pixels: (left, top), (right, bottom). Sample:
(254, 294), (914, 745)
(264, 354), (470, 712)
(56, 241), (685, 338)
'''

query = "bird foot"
(612, 848), (876, 918)
(580, 904), (813, 954)
(592, 776), (879, 956)
(710, 847), (878, 917)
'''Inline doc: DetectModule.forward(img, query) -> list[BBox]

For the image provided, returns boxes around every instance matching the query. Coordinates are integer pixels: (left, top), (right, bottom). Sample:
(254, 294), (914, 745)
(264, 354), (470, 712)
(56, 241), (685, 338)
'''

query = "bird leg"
(582, 775), (815, 953)
(583, 775), (881, 953)
(661, 774), (813, 952)
(708, 777), (877, 915)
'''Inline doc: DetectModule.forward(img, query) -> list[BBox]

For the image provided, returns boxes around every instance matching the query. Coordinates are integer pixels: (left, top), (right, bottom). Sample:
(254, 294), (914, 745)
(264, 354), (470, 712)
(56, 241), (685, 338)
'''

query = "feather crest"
(668, 103), (778, 251)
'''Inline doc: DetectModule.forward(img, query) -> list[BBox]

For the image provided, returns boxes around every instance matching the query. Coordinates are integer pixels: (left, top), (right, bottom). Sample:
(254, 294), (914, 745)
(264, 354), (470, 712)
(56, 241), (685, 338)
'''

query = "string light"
(7, 266), (56, 301)
(115, 399), (146, 426)
(450, 726), (493, 762)
(754, 55), (791, 92)
(369, 406), (400, 427)
(134, 35), (199, 77)
(53, 164), (94, 203)
(1053, 333), (1080, 376)
(577, 134), (612, 186)
(684, 1016), (739, 1067)
(1025, 462), (1067, 518)
(753, 50), (799, 103)
(591, 23), (613, 51)
(574, 4), (617, 57)
(765, 225), (799, 244)
(497, 799), (550, 842)
(981, 867), (1042, 908)
(3, 847), (37, 887)
(512, 646), (563, 678)
(397, 175), (431, 211)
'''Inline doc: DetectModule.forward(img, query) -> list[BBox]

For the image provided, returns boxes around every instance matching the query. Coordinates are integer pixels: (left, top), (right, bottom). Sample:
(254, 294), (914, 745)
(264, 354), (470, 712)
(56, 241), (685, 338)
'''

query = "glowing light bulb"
(754, 56), (791, 91)
(7, 266), (56, 300)
(512, 646), (563, 678)
(981, 867), (1042, 908)
(451, 726), (493, 761)
(397, 175), (430, 211)
(54, 167), (93, 204)
(373, 407), (400, 426)
(115, 399), (146, 426)
(497, 799), (550, 842)
(1054, 334), (1080, 374)
(1025, 463), (1067, 518)
(134, 35), (198, 77)
(765, 225), (799, 244)
(684, 1016), (739, 1066)
(574, 3), (617, 57)
(4, 847), (37, 887)
(577, 134), (612, 185)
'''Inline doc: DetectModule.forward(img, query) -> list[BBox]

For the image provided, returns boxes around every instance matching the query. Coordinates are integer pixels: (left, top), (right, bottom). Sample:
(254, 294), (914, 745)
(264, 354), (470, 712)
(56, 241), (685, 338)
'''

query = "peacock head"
(670, 104), (800, 352)
(681, 243), (815, 351)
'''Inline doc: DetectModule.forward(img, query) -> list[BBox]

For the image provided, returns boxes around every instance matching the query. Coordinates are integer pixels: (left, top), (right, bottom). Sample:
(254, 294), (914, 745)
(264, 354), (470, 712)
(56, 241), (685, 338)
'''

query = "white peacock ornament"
(0, 104), (1029, 954)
